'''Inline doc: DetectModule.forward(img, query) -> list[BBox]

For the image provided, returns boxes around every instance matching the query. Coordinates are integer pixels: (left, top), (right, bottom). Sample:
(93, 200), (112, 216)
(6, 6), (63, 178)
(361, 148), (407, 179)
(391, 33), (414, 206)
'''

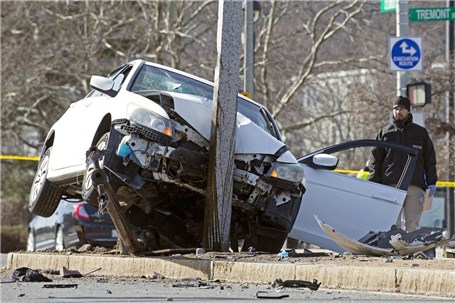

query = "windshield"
(130, 64), (277, 137)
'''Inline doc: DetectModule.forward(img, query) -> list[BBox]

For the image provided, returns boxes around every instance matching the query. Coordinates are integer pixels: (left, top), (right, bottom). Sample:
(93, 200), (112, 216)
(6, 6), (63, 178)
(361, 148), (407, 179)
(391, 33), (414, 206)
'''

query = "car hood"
(168, 92), (296, 163)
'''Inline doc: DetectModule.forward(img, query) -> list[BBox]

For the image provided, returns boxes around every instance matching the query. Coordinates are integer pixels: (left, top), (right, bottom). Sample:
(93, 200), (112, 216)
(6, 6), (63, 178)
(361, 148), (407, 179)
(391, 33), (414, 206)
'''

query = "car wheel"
(26, 230), (35, 252)
(55, 226), (64, 252)
(29, 148), (62, 217)
(82, 132), (110, 207)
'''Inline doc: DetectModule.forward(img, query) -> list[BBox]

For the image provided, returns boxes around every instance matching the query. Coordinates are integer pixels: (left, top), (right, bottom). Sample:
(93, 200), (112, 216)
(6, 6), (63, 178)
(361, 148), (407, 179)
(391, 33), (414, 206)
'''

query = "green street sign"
(381, 0), (396, 13)
(409, 7), (455, 22)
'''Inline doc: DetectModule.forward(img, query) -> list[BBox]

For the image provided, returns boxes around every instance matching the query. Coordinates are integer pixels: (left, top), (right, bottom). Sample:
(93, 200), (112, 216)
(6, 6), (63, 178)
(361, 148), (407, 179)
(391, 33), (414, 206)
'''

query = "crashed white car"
(29, 60), (305, 253)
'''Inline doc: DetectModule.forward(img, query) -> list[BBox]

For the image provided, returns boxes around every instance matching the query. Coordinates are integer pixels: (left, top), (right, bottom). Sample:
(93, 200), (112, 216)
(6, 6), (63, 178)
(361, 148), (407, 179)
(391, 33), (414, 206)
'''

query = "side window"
(86, 65), (132, 98)
(112, 74), (125, 91)
(111, 66), (132, 91)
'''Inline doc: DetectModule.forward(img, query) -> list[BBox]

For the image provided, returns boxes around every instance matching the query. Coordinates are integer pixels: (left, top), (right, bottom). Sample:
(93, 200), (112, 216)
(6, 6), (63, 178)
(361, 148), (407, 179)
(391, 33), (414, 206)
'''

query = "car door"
(289, 140), (419, 253)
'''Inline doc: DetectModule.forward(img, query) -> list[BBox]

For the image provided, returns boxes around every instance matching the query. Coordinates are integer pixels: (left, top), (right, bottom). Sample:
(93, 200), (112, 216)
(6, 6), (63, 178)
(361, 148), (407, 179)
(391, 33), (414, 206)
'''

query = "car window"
(130, 64), (277, 137)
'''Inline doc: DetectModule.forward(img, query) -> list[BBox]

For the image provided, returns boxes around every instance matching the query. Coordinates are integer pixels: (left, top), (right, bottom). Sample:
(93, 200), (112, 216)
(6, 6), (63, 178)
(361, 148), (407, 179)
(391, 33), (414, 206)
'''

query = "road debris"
(172, 281), (213, 289)
(60, 266), (102, 278)
(276, 250), (289, 258)
(11, 267), (52, 282)
(256, 291), (289, 299)
(196, 248), (206, 255)
(272, 278), (321, 291)
(43, 284), (78, 288)
(316, 216), (451, 256)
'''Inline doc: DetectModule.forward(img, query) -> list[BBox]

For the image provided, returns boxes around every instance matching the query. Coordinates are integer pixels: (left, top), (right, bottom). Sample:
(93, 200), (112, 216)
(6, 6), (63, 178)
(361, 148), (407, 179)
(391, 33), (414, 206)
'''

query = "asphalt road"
(1, 276), (453, 303)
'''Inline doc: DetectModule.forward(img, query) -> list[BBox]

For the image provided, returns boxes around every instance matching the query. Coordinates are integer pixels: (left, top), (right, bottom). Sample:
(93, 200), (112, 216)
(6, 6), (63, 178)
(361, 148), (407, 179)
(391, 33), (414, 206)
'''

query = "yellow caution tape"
(1, 155), (454, 187)
(436, 181), (455, 187)
(334, 169), (454, 187)
(0, 155), (40, 161)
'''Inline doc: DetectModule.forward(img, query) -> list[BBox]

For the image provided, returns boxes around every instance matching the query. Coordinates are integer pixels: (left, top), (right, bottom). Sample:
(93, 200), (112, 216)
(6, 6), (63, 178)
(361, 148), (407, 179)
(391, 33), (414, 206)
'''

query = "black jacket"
(369, 114), (437, 190)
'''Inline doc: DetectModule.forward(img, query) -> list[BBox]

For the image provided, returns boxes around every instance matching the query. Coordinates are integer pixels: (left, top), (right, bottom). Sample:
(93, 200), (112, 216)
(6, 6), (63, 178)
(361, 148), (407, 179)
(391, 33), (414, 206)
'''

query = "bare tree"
(1, 0), (452, 231)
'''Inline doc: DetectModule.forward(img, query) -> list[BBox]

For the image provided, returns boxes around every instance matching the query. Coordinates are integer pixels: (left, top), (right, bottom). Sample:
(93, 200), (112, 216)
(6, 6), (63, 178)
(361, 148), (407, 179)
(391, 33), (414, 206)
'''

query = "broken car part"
(316, 216), (451, 256)
(272, 278), (321, 291)
(256, 291), (289, 299)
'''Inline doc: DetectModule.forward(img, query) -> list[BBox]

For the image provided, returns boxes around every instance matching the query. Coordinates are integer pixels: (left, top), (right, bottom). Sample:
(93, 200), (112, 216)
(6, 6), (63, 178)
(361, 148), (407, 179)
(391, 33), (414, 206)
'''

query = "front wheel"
(29, 148), (62, 217)
(82, 132), (110, 207)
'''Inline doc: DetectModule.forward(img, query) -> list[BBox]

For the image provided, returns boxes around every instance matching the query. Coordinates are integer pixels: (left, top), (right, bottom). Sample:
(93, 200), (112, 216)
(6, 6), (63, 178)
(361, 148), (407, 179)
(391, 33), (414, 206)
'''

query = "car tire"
(26, 230), (35, 252)
(82, 132), (110, 207)
(55, 226), (64, 252)
(29, 148), (62, 217)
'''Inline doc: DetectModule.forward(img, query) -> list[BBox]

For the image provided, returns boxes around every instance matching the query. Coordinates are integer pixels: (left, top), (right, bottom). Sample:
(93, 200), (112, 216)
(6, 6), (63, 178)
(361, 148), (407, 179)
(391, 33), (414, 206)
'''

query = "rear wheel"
(29, 148), (62, 217)
(26, 230), (35, 252)
(82, 132), (110, 206)
(55, 226), (64, 252)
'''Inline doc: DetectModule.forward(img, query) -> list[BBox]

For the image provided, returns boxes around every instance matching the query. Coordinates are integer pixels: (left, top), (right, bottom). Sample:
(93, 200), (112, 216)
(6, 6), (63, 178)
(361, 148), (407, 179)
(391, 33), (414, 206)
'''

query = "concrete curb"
(7, 253), (455, 297)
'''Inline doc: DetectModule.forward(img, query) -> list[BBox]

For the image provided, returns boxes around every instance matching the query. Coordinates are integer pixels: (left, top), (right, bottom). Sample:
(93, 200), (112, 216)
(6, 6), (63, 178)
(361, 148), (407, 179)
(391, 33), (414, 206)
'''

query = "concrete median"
(6, 252), (455, 297)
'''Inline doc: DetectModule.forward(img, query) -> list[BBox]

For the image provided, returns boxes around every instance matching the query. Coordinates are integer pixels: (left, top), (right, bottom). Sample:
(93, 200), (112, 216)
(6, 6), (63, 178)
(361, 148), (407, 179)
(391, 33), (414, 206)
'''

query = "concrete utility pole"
(204, 0), (242, 252)
(396, 0), (410, 97)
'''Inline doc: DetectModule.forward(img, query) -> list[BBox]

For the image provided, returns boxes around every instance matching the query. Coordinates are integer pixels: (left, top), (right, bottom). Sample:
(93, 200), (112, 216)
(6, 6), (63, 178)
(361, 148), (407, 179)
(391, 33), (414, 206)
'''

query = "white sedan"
(29, 60), (305, 253)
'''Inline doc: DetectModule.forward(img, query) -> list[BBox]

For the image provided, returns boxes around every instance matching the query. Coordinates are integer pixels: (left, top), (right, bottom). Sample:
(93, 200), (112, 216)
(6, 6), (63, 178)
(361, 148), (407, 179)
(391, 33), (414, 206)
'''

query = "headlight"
(266, 163), (304, 183)
(129, 107), (173, 136)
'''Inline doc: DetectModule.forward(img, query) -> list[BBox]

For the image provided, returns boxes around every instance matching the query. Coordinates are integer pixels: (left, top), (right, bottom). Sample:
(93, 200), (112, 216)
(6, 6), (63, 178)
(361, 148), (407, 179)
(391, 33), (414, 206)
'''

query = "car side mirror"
(90, 76), (117, 97)
(312, 154), (338, 170)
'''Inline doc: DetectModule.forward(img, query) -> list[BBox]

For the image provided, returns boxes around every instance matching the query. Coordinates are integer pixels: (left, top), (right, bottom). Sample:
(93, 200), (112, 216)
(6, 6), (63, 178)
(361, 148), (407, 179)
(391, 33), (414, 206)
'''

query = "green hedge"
(1, 225), (27, 253)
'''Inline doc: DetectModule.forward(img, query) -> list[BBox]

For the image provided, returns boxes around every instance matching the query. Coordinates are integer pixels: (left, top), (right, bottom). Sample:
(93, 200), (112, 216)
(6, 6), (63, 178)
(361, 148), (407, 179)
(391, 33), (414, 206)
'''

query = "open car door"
(289, 140), (419, 253)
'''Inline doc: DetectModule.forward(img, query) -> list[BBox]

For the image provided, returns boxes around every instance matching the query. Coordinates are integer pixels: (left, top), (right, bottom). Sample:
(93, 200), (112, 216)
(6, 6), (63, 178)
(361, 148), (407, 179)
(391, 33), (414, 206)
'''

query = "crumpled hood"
(168, 92), (296, 163)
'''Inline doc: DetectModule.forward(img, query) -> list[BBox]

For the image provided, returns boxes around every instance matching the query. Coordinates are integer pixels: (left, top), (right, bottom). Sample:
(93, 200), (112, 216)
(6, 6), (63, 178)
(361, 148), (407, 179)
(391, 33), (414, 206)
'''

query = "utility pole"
(243, 0), (254, 96)
(446, 0), (454, 237)
(396, 0), (410, 96)
(204, 0), (242, 252)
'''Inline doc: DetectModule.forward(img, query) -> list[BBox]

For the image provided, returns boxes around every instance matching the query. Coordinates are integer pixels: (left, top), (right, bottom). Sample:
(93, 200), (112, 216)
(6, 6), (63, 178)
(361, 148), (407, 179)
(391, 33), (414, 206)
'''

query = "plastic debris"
(277, 250), (288, 258)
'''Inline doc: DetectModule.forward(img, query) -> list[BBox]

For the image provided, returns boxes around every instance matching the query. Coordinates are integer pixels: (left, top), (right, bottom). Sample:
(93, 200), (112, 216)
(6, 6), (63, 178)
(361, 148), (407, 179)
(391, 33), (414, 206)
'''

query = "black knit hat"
(393, 96), (411, 112)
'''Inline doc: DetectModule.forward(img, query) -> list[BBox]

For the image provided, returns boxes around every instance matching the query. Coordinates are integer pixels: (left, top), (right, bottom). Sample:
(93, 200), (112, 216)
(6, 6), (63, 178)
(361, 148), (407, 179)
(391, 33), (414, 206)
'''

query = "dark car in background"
(27, 200), (117, 252)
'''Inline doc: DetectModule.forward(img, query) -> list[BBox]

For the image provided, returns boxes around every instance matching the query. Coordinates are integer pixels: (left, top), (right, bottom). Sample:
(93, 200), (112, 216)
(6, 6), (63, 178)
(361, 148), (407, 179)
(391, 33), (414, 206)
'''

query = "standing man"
(369, 96), (438, 232)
